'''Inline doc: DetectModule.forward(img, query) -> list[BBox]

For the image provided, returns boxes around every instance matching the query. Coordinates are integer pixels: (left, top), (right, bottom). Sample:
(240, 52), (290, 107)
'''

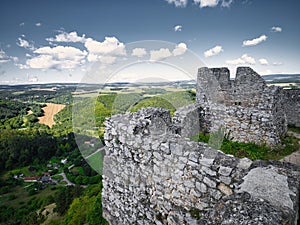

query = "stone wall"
(196, 67), (287, 146)
(102, 108), (300, 225)
(283, 89), (300, 127)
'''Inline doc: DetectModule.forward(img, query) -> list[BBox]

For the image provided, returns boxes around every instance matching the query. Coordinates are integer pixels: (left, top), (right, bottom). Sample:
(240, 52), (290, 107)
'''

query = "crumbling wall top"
(235, 66), (266, 86)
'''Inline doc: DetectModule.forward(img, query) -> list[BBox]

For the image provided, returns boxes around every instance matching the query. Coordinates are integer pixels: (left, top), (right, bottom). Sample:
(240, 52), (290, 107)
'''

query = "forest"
(0, 84), (196, 224)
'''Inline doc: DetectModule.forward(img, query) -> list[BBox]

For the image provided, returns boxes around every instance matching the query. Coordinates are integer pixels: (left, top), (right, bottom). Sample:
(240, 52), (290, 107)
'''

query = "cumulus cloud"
(204, 45), (223, 57)
(132, 48), (147, 57)
(174, 25), (182, 32)
(194, 0), (233, 8)
(271, 26), (282, 32)
(19, 22), (25, 26)
(35, 22), (42, 27)
(243, 35), (267, 46)
(173, 43), (187, 56)
(150, 48), (172, 61)
(46, 31), (86, 43)
(165, 0), (188, 7)
(226, 54), (255, 65)
(84, 36), (125, 56)
(26, 46), (87, 70)
(17, 37), (35, 50)
(194, 0), (218, 7)
(259, 58), (269, 65)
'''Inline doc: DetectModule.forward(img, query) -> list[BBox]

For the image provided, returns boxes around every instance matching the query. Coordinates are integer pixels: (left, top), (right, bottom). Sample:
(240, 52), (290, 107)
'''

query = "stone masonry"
(102, 108), (300, 225)
(283, 89), (300, 127)
(196, 67), (287, 146)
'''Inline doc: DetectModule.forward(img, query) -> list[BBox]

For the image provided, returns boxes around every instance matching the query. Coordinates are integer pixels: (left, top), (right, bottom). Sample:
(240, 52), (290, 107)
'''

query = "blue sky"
(0, 0), (299, 84)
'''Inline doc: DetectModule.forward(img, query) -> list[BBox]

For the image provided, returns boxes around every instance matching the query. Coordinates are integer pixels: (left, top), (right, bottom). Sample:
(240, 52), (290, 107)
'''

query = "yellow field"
(38, 103), (65, 128)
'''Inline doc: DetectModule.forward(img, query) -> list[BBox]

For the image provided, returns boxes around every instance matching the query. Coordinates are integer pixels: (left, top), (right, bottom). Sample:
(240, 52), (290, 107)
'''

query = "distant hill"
(262, 74), (300, 83)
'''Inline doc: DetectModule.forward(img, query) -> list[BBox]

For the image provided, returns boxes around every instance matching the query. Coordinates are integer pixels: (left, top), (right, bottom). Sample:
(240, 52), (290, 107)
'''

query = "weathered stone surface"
(283, 89), (300, 127)
(196, 66), (288, 146)
(238, 166), (296, 210)
(217, 183), (233, 196)
(218, 166), (232, 176)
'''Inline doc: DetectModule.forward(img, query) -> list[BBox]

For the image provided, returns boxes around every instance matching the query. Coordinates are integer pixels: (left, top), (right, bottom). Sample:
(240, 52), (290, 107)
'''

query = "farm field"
(38, 103), (66, 128)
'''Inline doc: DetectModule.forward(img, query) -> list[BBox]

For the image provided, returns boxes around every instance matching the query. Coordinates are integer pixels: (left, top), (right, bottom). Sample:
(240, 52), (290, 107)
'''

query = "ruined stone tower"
(196, 67), (287, 146)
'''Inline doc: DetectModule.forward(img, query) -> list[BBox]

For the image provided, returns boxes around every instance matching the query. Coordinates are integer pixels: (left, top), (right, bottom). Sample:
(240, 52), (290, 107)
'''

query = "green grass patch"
(130, 96), (176, 115)
(288, 125), (300, 134)
(0, 185), (56, 209)
(70, 167), (84, 176)
(192, 132), (300, 161)
(52, 175), (63, 181)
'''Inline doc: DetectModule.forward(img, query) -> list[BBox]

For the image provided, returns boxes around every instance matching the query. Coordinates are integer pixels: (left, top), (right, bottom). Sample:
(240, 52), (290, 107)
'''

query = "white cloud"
(173, 42), (187, 56)
(0, 50), (18, 64)
(19, 22), (25, 26)
(242, 34), (267, 46)
(26, 46), (87, 70)
(193, 0), (233, 7)
(166, 0), (188, 7)
(241, 54), (255, 64)
(226, 58), (245, 65)
(0, 50), (10, 63)
(84, 36), (126, 55)
(16, 63), (29, 69)
(150, 48), (172, 61)
(204, 45), (223, 57)
(221, 0), (233, 7)
(17, 37), (35, 50)
(46, 31), (86, 43)
(132, 48), (147, 57)
(226, 54), (255, 65)
(259, 58), (269, 65)
(194, 0), (219, 7)
(34, 46), (87, 59)
(35, 22), (42, 27)
(271, 26), (282, 32)
(174, 25), (182, 32)
(87, 54), (98, 62)
(99, 56), (117, 64)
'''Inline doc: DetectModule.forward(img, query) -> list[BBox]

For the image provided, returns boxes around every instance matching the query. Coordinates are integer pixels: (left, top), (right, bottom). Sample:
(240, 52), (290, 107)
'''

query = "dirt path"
(280, 131), (300, 166)
(38, 103), (65, 128)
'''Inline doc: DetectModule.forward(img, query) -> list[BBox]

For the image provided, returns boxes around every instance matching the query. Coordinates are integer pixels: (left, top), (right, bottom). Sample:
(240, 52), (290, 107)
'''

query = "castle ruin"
(196, 67), (287, 146)
(102, 67), (300, 224)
